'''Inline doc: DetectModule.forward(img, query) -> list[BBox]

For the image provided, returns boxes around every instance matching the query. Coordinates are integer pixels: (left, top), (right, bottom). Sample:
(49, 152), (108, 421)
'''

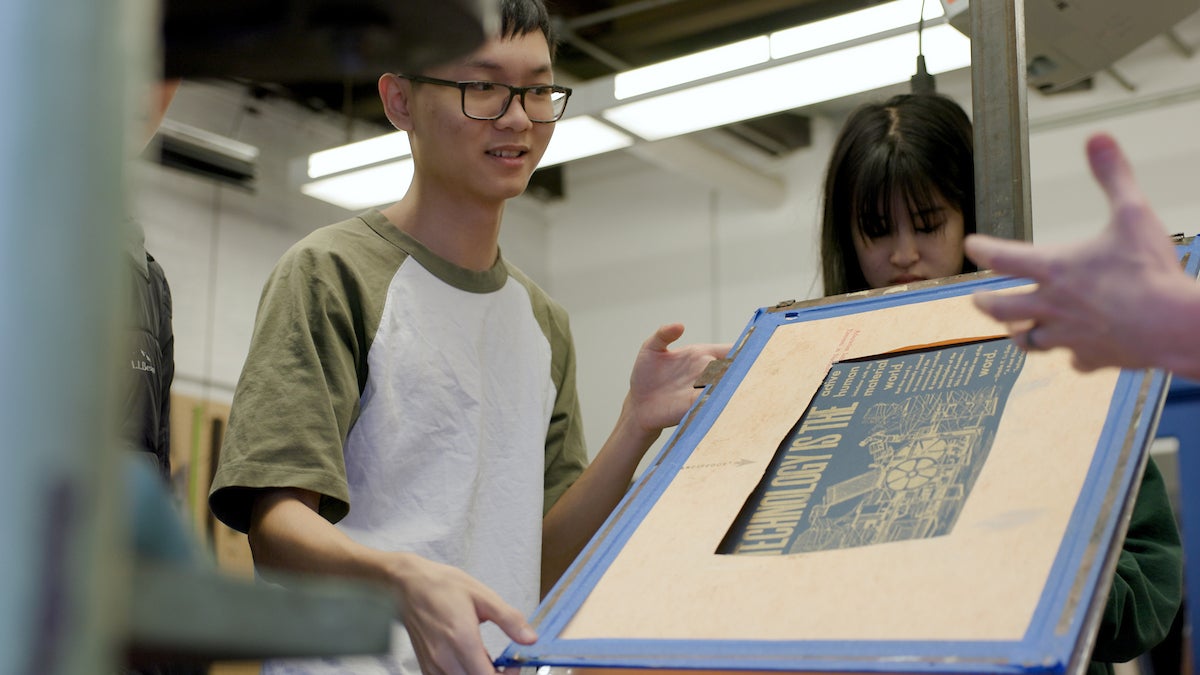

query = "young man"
(208, 2), (727, 673)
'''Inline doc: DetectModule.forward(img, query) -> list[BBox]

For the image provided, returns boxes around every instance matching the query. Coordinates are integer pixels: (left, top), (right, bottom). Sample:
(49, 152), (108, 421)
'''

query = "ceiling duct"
(941, 0), (1200, 93)
(151, 119), (260, 191)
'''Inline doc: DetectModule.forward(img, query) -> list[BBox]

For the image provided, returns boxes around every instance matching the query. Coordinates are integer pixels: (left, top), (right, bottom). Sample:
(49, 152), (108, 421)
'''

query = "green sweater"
(1087, 457), (1182, 675)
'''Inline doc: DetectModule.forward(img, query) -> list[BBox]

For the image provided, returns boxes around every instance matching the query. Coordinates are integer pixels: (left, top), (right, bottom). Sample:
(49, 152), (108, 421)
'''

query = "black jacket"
(122, 247), (174, 481)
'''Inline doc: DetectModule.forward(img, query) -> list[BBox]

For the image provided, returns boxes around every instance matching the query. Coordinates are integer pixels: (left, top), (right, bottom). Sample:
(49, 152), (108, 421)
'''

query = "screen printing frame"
(500, 243), (1199, 674)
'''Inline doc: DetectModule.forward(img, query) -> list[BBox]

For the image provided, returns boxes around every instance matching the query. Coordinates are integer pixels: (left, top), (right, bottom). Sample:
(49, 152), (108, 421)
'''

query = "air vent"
(942, 0), (1200, 93)
(152, 118), (259, 191)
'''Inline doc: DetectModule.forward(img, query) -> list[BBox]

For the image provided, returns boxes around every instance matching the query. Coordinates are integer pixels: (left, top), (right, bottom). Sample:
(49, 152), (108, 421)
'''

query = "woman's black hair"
(819, 93), (976, 295)
(500, 0), (558, 59)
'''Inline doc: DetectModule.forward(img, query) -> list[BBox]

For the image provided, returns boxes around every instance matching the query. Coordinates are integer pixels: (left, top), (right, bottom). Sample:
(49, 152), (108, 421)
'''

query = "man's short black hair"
(500, 0), (558, 59)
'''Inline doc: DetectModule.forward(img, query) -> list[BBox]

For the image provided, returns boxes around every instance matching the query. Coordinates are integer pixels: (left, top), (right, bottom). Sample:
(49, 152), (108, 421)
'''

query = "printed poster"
(720, 338), (1026, 555)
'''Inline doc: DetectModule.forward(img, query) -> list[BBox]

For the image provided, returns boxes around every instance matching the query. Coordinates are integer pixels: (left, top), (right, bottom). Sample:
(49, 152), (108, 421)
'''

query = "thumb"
(964, 233), (1048, 280)
(1086, 133), (1142, 214)
(643, 323), (685, 353)
(1087, 132), (1173, 248)
(476, 595), (537, 645)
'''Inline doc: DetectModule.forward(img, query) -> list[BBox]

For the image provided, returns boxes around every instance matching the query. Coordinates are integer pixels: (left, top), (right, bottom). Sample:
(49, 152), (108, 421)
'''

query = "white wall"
(137, 15), (1200, 470)
(132, 81), (357, 401)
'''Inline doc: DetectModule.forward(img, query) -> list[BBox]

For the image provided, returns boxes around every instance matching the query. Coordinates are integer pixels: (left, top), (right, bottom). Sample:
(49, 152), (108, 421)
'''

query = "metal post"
(0, 0), (150, 671)
(970, 0), (1034, 242)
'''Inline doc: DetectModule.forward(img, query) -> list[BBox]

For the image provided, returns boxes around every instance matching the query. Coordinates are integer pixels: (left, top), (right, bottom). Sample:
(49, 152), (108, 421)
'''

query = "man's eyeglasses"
(397, 74), (572, 123)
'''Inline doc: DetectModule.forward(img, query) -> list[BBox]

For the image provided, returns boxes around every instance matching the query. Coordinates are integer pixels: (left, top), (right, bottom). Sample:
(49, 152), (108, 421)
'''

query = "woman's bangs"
(851, 150), (895, 239)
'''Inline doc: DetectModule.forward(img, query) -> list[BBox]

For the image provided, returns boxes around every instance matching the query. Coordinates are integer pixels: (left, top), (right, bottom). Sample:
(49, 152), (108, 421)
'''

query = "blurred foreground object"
(161, 0), (498, 81)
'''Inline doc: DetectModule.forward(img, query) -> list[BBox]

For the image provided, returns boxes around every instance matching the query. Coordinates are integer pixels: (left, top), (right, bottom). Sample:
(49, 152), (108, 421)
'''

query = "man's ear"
(379, 73), (414, 131)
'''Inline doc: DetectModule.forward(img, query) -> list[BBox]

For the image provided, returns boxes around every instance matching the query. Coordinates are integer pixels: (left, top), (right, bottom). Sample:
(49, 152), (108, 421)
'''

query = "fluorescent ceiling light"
(300, 159), (414, 210)
(302, 118), (633, 209)
(539, 116), (634, 167)
(603, 24), (970, 141)
(299, 0), (965, 209)
(308, 131), (411, 179)
(614, 37), (770, 100)
(771, 0), (944, 59)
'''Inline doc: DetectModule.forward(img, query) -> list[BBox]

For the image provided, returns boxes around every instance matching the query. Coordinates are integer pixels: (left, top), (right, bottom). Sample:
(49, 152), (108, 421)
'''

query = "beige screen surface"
(560, 292), (1119, 643)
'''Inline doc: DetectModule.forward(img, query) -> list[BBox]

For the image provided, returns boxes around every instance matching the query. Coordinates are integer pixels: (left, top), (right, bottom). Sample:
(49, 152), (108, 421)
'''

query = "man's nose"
(495, 93), (534, 130)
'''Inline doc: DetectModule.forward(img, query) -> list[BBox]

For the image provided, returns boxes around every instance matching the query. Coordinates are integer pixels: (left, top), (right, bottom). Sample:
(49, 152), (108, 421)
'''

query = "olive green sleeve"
(542, 308), (587, 514)
(208, 240), (372, 533)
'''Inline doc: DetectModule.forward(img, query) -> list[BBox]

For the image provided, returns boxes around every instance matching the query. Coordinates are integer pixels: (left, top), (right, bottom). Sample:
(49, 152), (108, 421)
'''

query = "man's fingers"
(1086, 133), (1140, 213)
(412, 628), (473, 675)
(964, 234), (1050, 280)
(962, 233), (998, 268)
(458, 640), (499, 675)
(971, 289), (1048, 325)
(1086, 132), (1174, 250)
(1070, 352), (1104, 374)
(428, 641), (488, 675)
(475, 593), (537, 645)
(424, 597), (520, 675)
(643, 323), (686, 353)
(1018, 320), (1057, 353)
(702, 342), (734, 360)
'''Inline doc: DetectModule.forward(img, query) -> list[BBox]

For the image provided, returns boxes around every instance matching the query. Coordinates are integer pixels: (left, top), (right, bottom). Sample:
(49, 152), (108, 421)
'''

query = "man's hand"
(250, 489), (535, 675)
(965, 133), (1192, 373)
(389, 554), (537, 675)
(626, 323), (729, 435)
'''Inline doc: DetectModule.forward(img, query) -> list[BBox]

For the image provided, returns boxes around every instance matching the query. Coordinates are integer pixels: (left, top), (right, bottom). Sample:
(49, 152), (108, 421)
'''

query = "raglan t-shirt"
(209, 209), (588, 674)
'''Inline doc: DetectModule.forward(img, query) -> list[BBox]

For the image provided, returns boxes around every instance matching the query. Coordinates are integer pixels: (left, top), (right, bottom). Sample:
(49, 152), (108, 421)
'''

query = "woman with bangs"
(817, 93), (1182, 675)
(820, 93), (976, 295)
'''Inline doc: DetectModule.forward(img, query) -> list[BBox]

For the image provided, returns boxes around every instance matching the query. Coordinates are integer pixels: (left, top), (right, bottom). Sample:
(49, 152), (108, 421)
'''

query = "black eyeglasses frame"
(396, 74), (572, 123)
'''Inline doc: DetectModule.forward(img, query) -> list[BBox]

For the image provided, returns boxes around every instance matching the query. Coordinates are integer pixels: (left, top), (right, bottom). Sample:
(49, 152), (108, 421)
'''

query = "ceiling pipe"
(563, 0), (694, 31)
(553, 18), (632, 71)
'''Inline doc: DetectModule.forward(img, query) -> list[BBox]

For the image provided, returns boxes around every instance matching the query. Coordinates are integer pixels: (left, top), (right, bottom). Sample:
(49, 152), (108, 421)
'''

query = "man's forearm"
(541, 394), (659, 595)
(249, 488), (398, 588)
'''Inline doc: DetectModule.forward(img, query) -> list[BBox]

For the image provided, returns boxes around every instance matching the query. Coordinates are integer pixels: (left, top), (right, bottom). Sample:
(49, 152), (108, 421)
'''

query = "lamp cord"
(910, 0), (936, 94)
(918, 0), (926, 55)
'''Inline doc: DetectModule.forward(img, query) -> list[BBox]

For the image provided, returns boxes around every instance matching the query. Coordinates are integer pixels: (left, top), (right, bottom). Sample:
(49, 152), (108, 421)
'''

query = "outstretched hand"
(392, 555), (536, 675)
(627, 323), (730, 435)
(964, 133), (1190, 373)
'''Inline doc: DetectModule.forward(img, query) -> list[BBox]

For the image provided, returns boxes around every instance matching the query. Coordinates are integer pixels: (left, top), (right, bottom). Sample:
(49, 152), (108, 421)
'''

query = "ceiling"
(244, 0), (883, 143)
(157, 0), (1200, 204)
